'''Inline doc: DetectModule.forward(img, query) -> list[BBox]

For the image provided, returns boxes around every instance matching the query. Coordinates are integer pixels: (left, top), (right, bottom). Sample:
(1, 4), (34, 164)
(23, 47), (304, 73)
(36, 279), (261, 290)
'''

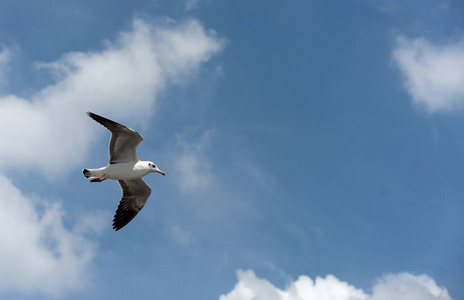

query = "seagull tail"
(83, 168), (93, 178)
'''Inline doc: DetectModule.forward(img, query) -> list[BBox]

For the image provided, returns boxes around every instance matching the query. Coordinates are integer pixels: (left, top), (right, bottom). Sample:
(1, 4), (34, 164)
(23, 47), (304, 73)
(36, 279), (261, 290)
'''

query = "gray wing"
(87, 112), (143, 164)
(113, 179), (152, 231)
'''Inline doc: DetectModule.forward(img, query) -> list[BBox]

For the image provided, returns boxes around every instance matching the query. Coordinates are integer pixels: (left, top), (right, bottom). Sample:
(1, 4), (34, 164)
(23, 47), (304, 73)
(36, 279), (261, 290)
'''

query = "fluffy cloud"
(0, 175), (106, 295)
(0, 18), (224, 173)
(371, 273), (452, 300)
(392, 36), (464, 113)
(0, 18), (224, 295)
(220, 270), (452, 300)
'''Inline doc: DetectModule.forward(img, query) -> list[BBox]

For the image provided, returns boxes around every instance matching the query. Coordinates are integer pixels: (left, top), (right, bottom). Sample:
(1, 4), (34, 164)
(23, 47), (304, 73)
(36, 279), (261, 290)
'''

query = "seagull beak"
(156, 170), (165, 176)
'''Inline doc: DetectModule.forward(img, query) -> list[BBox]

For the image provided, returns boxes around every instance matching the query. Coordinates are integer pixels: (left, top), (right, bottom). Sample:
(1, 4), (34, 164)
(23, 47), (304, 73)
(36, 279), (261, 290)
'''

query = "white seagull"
(83, 112), (165, 231)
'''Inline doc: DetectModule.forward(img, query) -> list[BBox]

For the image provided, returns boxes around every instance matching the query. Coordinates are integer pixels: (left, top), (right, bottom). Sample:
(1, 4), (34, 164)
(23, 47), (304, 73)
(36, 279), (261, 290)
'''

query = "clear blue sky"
(0, 1), (462, 299)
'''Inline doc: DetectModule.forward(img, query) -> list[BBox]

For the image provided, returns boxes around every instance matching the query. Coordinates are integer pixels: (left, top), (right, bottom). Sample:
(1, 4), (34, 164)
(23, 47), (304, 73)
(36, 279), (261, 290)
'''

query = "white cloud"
(0, 17), (224, 295)
(220, 270), (366, 300)
(0, 175), (103, 295)
(392, 36), (464, 113)
(0, 18), (224, 173)
(371, 273), (452, 300)
(220, 269), (452, 300)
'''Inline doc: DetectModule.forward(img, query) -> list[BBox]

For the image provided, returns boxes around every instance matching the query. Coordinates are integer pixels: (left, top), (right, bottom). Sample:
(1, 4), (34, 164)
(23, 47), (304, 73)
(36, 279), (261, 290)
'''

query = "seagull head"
(148, 162), (165, 176)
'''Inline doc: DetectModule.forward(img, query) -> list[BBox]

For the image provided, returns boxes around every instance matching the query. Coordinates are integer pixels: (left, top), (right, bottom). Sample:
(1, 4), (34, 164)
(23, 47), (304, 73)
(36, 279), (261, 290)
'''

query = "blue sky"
(0, 0), (463, 299)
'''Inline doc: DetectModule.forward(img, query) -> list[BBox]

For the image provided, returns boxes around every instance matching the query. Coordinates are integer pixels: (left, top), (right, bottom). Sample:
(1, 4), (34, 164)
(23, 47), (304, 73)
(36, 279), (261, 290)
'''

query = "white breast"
(103, 162), (151, 180)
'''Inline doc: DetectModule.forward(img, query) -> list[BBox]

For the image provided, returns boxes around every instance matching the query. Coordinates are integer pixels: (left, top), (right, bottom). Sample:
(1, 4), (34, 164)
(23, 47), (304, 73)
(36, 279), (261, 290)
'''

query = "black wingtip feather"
(113, 180), (151, 232)
(112, 212), (138, 231)
(86, 111), (143, 139)
(87, 111), (117, 125)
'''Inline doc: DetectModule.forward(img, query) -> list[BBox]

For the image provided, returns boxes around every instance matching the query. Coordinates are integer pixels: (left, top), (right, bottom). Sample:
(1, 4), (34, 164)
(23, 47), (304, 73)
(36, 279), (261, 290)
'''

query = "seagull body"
(83, 112), (164, 231)
(85, 161), (154, 181)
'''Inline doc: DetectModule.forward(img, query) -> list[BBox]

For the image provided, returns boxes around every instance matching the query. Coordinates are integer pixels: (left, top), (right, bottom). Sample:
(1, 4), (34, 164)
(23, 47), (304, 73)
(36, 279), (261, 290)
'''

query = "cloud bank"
(220, 270), (452, 300)
(0, 18), (224, 295)
(392, 36), (464, 113)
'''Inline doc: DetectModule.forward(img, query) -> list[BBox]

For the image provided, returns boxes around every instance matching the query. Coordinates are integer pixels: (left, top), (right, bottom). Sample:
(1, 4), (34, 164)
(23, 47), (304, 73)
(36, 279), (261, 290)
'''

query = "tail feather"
(83, 169), (92, 178)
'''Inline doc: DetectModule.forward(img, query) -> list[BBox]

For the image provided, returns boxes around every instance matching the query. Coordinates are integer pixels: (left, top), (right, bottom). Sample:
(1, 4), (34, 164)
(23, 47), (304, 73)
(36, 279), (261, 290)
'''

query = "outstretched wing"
(87, 112), (143, 164)
(113, 179), (152, 231)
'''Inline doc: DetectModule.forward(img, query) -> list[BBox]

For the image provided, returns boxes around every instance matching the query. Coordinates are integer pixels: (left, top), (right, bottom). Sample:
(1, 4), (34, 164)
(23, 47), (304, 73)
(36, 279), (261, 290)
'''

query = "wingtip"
(112, 222), (121, 231)
(112, 218), (126, 231)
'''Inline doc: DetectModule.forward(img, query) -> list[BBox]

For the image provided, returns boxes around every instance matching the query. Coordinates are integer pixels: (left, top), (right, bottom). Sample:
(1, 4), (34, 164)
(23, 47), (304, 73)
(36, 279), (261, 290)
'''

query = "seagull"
(83, 112), (165, 231)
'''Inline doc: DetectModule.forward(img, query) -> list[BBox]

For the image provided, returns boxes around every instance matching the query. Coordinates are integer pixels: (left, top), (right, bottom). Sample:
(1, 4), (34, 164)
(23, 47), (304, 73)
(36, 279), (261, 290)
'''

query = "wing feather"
(113, 179), (152, 231)
(87, 112), (143, 164)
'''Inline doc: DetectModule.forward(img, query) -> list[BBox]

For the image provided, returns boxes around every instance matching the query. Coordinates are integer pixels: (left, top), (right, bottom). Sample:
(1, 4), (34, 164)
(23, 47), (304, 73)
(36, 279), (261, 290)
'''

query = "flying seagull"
(83, 112), (165, 231)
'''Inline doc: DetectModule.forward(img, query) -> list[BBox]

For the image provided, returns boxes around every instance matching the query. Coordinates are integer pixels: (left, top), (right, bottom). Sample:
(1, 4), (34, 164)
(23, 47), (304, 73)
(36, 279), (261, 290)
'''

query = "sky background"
(0, 0), (463, 299)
